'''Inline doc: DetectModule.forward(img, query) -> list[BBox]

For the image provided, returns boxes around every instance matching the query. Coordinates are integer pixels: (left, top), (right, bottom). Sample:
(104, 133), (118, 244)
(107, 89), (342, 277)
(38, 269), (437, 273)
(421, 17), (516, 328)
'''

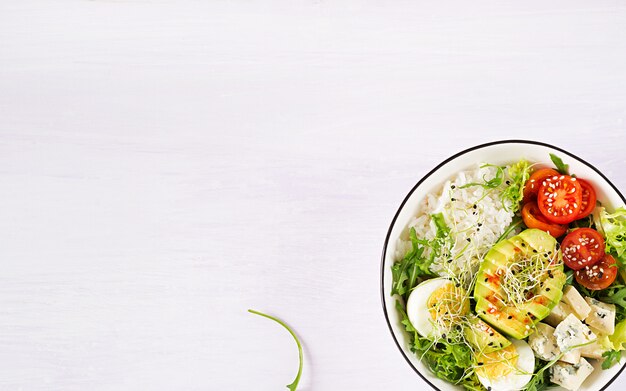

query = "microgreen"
(499, 250), (558, 307)
(248, 309), (303, 391)
(460, 164), (504, 190)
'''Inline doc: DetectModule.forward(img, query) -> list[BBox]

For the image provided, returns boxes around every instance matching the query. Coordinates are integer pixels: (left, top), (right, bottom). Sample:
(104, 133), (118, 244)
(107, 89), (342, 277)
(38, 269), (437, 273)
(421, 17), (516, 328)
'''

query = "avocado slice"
(474, 229), (566, 339)
(463, 315), (511, 354)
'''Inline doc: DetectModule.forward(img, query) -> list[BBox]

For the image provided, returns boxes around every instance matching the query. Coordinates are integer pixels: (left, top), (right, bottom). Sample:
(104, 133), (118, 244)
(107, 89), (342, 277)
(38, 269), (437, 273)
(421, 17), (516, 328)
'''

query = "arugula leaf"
(391, 227), (434, 298)
(549, 153), (569, 175)
(432, 212), (451, 238)
(564, 269), (575, 286)
(600, 285), (626, 308)
(248, 309), (303, 391)
(391, 216), (451, 300)
(524, 354), (563, 391)
(602, 350), (622, 369)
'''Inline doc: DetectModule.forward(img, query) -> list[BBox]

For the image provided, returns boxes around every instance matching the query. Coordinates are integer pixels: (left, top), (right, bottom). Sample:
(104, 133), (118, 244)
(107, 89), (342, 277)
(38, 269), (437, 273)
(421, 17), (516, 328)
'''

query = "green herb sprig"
(249, 309), (303, 391)
(602, 350), (622, 369)
(549, 153), (569, 175)
(460, 164), (504, 190)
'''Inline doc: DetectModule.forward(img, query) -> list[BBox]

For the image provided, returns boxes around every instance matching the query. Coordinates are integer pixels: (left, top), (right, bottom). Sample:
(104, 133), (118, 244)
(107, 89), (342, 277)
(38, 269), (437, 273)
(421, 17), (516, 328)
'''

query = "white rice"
(396, 164), (516, 283)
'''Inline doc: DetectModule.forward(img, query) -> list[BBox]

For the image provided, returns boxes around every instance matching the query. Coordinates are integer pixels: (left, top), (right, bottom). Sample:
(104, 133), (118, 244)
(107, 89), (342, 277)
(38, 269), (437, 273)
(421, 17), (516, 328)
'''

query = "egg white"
(476, 339), (535, 391)
(406, 277), (451, 338)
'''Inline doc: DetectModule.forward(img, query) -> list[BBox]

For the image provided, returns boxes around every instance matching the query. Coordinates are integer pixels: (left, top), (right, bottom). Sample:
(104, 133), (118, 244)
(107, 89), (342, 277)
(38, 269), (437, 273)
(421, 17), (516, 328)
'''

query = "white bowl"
(381, 140), (626, 391)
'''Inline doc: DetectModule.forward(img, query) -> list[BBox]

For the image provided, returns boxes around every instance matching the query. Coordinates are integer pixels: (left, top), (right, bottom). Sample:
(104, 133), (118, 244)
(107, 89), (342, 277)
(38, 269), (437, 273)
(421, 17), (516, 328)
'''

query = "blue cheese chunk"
(529, 322), (581, 364)
(550, 358), (595, 391)
(562, 348), (582, 365)
(584, 297), (616, 335)
(554, 314), (596, 352)
(561, 286), (592, 320)
(580, 339), (609, 360)
(529, 323), (560, 361)
(545, 301), (575, 327)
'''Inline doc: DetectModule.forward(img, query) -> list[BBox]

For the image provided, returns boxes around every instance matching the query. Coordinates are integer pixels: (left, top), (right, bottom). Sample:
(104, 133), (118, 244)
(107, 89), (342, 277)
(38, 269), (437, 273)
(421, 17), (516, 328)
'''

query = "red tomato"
(575, 253), (618, 290)
(561, 228), (605, 270)
(536, 175), (582, 224)
(523, 168), (560, 201)
(576, 179), (597, 219)
(521, 202), (567, 238)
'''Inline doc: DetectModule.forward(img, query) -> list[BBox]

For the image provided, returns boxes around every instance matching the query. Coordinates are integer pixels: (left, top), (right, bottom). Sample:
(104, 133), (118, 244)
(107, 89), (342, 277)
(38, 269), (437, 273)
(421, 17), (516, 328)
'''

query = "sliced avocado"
(474, 229), (566, 339)
(463, 315), (511, 354)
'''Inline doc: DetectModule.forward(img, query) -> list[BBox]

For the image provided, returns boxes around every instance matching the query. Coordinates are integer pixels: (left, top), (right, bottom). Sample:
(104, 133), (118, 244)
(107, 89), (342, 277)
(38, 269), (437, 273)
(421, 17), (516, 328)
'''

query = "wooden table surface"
(1, 1), (626, 389)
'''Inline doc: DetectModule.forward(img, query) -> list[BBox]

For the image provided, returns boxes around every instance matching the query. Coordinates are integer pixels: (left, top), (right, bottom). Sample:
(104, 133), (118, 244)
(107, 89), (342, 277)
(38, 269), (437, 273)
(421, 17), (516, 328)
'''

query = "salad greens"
(549, 153), (569, 175)
(597, 207), (626, 265)
(501, 159), (531, 213)
(609, 319), (626, 351)
(391, 153), (626, 391)
(248, 309), (303, 391)
(525, 357), (560, 391)
(457, 160), (531, 214)
(391, 215), (450, 299)
(396, 301), (482, 390)
(602, 349), (622, 369)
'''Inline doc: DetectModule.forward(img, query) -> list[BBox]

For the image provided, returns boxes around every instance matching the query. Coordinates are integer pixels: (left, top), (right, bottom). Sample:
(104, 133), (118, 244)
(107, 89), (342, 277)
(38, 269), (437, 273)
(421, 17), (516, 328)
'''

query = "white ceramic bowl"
(381, 140), (626, 391)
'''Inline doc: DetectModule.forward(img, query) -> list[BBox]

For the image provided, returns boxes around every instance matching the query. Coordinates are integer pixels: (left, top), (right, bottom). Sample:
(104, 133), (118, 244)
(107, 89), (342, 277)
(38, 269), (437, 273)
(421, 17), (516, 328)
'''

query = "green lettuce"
(609, 319), (626, 351)
(501, 159), (531, 213)
(597, 207), (626, 261)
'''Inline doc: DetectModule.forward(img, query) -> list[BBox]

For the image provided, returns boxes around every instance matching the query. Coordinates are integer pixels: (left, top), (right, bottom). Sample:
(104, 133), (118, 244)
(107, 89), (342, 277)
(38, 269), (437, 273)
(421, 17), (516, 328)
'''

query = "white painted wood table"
(1, 1), (626, 390)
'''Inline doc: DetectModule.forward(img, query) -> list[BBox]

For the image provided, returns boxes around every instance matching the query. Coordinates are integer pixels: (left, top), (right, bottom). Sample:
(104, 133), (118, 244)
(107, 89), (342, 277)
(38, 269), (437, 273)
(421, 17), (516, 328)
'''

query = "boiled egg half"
(406, 277), (469, 338)
(475, 339), (535, 391)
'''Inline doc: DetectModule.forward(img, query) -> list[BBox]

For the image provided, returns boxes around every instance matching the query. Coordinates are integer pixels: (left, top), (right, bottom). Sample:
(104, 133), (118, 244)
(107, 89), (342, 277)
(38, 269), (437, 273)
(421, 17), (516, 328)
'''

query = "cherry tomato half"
(523, 168), (560, 201)
(537, 175), (582, 224)
(521, 202), (567, 238)
(575, 253), (618, 290)
(576, 179), (597, 219)
(561, 228), (605, 270)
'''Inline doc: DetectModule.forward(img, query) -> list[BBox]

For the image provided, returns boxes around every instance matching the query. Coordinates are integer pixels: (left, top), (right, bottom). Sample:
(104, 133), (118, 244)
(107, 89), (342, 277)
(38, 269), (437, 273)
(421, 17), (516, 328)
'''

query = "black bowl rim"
(380, 139), (626, 391)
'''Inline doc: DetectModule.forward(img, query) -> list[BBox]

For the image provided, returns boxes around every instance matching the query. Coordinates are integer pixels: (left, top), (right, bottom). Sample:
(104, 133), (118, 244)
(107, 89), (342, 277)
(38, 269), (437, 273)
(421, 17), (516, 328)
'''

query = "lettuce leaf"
(598, 207), (626, 260)
(609, 320), (626, 351)
(501, 159), (531, 213)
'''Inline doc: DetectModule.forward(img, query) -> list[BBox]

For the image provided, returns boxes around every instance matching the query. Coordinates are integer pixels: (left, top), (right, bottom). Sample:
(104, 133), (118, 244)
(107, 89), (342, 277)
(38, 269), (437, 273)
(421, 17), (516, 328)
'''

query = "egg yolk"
(427, 283), (470, 323)
(475, 344), (519, 379)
